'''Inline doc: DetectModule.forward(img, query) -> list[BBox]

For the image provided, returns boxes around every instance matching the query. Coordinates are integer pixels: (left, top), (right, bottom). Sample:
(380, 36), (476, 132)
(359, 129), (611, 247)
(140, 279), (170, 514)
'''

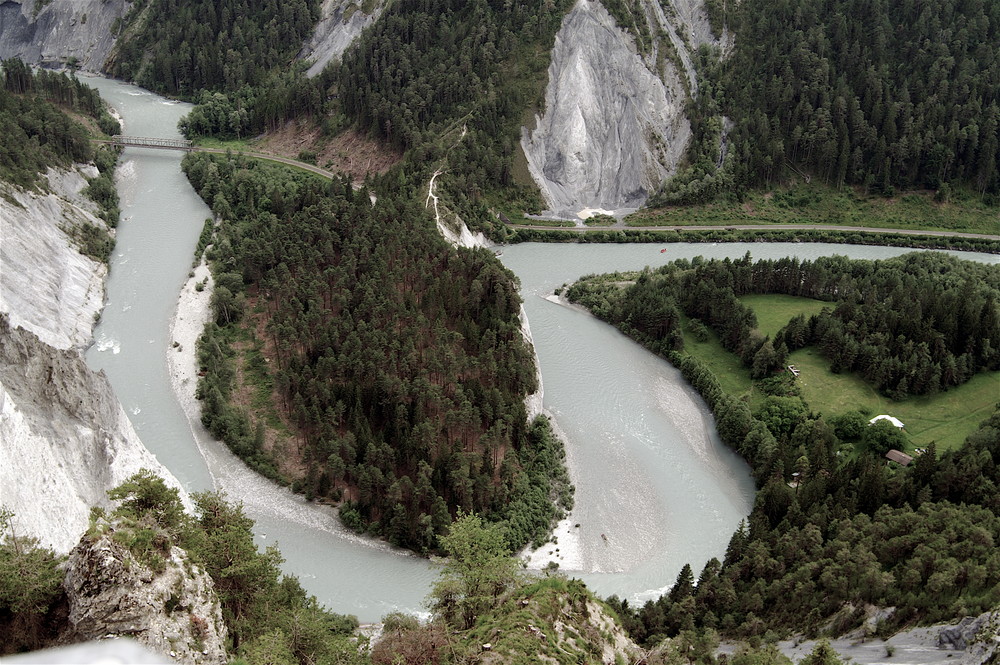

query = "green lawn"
(677, 292), (998, 451)
(788, 348), (1000, 451)
(740, 294), (831, 339)
(678, 314), (756, 403)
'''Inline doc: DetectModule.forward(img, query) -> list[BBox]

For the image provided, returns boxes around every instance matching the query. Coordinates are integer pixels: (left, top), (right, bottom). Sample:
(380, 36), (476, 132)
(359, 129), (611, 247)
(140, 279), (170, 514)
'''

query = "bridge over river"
(92, 135), (338, 179)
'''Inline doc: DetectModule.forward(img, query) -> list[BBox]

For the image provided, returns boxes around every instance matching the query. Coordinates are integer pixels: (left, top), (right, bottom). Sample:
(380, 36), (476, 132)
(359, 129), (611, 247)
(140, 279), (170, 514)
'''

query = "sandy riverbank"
(165, 259), (214, 466)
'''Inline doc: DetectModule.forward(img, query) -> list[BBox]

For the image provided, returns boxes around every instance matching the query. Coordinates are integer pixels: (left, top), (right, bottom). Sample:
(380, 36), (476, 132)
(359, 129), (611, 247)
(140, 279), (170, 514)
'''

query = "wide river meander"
(82, 77), (1000, 623)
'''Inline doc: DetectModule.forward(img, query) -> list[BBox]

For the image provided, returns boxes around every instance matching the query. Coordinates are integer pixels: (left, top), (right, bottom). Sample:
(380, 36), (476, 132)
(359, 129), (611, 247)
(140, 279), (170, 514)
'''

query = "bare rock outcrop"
(0, 316), (191, 554)
(0, 166), (108, 352)
(0, 0), (128, 71)
(521, 0), (692, 218)
(299, 0), (385, 77)
(62, 526), (227, 665)
(944, 611), (1000, 665)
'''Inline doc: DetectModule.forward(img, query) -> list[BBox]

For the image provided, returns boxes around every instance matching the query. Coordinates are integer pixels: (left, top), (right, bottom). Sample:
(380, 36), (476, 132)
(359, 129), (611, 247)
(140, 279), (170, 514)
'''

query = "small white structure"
(869, 415), (905, 429)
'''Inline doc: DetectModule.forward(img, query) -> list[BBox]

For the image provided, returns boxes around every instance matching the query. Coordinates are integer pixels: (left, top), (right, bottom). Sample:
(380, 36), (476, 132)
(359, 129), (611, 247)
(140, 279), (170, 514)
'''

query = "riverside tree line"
(568, 253), (1000, 641)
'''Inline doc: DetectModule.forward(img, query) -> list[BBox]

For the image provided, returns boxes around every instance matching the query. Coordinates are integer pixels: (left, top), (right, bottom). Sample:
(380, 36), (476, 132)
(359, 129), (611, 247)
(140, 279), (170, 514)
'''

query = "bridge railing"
(109, 135), (193, 149)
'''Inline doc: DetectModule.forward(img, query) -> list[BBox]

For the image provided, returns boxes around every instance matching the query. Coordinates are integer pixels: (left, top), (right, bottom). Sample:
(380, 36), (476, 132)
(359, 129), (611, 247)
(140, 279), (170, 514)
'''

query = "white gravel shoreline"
(166, 258), (214, 469)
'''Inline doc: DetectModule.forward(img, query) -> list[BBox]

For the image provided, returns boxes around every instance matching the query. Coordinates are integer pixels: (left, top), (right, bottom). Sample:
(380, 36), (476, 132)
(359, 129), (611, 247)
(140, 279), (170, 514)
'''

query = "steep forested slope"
(107, 0), (319, 98)
(183, 152), (571, 552)
(338, 0), (574, 221)
(719, 0), (1000, 197)
(0, 59), (119, 189)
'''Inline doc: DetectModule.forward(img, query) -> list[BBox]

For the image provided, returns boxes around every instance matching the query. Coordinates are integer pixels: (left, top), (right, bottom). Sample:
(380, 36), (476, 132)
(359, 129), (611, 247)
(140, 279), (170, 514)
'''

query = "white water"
(79, 76), (1000, 621)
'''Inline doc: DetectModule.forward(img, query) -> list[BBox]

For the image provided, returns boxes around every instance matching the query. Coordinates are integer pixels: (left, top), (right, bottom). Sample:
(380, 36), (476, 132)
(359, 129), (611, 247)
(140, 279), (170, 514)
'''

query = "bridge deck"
(108, 135), (193, 149)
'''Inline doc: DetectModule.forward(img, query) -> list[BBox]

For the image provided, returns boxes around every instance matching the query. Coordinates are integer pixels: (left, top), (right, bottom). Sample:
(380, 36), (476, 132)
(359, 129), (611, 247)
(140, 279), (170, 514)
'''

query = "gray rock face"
(767, 609), (1000, 665)
(299, 0), (384, 77)
(0, 166), (108, 352)
(521, 0), (692, 217)
(0, 0), (128, 70)
(63, 528), (228, 665)
(0, 316), (192, 554)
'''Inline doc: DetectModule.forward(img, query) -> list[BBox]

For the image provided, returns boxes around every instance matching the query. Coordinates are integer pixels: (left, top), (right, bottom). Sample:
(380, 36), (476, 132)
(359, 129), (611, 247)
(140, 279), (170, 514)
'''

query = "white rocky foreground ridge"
(0, 315), (192, 553)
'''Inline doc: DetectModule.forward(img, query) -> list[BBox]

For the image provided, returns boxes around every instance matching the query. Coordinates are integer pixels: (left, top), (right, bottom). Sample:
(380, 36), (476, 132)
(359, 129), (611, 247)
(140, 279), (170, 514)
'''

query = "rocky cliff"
(0, 316), (191, 554)
(521, 0), (723, 218)
(299, 0), (385, 77)
(0, 0), (128, 70)
(0, 166), (109, 352)
(62, 524), (227, 665)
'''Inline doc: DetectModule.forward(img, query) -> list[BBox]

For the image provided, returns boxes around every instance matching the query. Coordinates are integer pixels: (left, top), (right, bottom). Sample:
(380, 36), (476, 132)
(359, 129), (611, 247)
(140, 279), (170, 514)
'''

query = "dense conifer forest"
(663, 0), (1000, 203)
(182, 152), (571, 552)
(107, 0), (319, 99)
(568, 254), (1000, 639)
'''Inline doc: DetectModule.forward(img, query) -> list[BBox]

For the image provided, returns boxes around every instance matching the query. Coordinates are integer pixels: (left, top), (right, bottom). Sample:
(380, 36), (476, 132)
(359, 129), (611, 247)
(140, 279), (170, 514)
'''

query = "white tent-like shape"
(869, 414), (905, 429)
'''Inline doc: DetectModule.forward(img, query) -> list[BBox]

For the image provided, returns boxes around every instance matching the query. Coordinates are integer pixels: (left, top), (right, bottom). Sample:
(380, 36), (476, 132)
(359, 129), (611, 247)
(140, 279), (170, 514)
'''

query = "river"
(81, 76), (1000, 622)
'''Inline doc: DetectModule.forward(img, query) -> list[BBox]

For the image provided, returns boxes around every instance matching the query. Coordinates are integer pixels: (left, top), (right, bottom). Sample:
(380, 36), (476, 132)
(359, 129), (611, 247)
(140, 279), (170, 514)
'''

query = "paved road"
(510, 222), (1000, 242)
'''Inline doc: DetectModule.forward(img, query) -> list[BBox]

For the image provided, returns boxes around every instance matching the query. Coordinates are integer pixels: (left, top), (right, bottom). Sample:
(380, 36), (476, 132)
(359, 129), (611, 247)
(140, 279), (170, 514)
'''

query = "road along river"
(82, 76), (1000, 621)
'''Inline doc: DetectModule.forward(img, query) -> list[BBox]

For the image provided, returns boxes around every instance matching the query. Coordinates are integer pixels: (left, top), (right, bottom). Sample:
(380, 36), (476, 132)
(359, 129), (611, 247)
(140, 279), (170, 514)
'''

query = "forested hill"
(717, 0), (1000, 197)
(107, 0), (319, 98)
(183, 152), (572, 553)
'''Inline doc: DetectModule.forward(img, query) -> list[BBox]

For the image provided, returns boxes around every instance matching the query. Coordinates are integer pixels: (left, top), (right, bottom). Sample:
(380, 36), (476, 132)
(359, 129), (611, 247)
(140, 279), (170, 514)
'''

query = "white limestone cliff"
(0, 316), (192, 554)
(521, 0), (725, 218)
(299, 0), (386, 77)
(0, 166), (108, 352)
(521, 0), (690, 217)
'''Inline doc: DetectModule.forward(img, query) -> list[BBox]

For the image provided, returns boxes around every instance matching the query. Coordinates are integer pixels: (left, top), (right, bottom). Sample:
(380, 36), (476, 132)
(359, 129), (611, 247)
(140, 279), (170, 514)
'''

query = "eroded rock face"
(0, 0), (128, 71)
(0, 166), (108, 352)
(0, 317), (191, 554)
(63, 528), (228, 665)
(521, 0), (692, 217)
(299, 0), (385, 77)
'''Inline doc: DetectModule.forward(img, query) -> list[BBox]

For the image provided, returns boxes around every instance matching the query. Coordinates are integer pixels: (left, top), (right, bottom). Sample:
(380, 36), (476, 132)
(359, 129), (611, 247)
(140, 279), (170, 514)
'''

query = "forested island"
(182, 151), (571, 553)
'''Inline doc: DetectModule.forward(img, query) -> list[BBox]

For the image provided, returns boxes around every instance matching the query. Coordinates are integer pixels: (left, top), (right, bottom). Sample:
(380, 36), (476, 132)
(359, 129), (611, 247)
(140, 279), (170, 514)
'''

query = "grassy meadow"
(696, 294), (1000, 451)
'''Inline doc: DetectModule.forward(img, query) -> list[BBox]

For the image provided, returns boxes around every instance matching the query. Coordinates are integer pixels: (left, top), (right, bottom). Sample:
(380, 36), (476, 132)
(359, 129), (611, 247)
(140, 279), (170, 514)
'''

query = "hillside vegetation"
(1, 59), (119, 189)
(183, 152), (571, 553)
(568, 253), (1000, 640)
(658, 0), (1000, 207)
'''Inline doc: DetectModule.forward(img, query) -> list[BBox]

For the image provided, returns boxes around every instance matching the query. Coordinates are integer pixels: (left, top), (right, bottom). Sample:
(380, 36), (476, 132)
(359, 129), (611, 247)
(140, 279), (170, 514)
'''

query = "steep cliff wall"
(299, 0), (385, 77)
(521, 0), (724, 217)
(0, 316), (192, 554)
(521, 0), (691, 217)
(0, 0), (128, 70)
(0, 166), (108, 352)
